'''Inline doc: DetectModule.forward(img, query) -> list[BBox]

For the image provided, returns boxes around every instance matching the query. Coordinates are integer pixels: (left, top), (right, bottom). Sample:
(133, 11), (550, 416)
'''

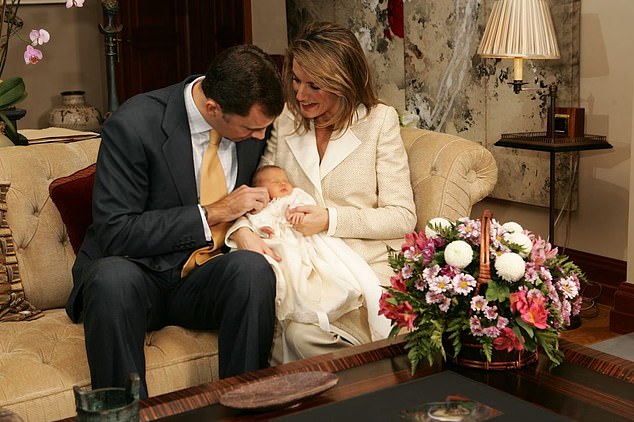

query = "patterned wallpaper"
(286, 0), (581, 209)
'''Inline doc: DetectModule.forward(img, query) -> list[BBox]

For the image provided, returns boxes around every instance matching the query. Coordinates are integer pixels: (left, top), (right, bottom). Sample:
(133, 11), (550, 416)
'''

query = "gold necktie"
(181, 129), (230, 278)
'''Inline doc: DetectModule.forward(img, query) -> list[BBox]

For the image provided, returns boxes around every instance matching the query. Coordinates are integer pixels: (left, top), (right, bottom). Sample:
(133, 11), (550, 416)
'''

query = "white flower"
(502, 221), (524, 234)
(425, 217), (452, 238)
(507, 232), (533, 258)
(444, 240), (473, 268)
(494, 252), (525, 282)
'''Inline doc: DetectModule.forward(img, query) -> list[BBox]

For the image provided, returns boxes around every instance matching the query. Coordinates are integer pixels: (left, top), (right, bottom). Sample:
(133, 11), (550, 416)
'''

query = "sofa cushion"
(49, 164), (96, 253)
(0, 308), (218, 422)
(0, 183), (43, 322)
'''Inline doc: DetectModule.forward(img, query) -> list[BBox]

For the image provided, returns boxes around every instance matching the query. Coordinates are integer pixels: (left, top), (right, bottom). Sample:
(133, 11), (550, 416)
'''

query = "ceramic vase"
(49, 91), (103, 132)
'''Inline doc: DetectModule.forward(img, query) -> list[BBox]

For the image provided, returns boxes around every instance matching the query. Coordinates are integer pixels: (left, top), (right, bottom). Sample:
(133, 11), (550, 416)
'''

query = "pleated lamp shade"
(477, 0), (560, 87)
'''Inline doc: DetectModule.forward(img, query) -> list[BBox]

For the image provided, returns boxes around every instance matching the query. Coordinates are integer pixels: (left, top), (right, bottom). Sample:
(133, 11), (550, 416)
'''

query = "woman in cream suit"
(232, 22), (416, 361)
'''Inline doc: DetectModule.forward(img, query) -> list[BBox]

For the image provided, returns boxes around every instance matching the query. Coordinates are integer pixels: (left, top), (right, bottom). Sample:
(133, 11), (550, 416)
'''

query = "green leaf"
(0, 77), (27, 144)
(0, 77), (27, 109)
(482, 340), (493, 362)
(0, 112), (18, 144)
(534, 330), (563, 367)
(515, 317), (535, 338)
(485, 279), (510, 302)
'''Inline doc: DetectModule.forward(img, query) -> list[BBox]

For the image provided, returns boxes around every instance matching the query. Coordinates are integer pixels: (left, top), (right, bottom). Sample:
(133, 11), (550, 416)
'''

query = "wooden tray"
(218, 371), (339, 412)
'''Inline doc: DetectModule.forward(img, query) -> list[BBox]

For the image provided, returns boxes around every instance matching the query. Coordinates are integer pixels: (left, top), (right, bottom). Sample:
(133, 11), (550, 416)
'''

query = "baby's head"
(252, 165), (294, 199)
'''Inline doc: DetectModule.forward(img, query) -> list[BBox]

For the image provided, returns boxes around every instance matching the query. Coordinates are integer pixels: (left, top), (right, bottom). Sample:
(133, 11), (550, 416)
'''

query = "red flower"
(493, 327), (524, 352)
(390, 274), (407, 292)
(379, 292), (416, 330)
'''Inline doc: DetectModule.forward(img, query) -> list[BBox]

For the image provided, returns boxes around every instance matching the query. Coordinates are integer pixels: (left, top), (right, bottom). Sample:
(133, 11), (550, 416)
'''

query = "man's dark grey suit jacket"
(66, 76), (267, 322)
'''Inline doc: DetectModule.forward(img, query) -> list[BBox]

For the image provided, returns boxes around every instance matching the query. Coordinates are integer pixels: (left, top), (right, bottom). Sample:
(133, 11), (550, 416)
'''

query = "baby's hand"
(259, 226), (274, 238)
(287, 211), (305, 226)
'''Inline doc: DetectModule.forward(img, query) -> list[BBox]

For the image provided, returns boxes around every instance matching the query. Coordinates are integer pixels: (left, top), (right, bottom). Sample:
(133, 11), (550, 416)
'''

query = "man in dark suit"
(66, 45), (284, 399)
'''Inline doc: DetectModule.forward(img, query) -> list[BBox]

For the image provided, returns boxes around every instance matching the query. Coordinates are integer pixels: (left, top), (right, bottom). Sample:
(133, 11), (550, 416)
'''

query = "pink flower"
(496, 316), (509, 329)
(16, 4), (83, 68)
(483, 326), (501, 338)
(556, 275), (580, 299)
(522, 298), (549, 329)
(452, 273), (476, 295)
(512, 291), (549, 329)
(469, 316), (484, 336)
(29, 29), (50, 46)
(493, 328), (524, 352)
(484, 305), (499, 320)
(470, 295), (487, 313)
(425, 292), (451, 312)
(24, 45), (43, 64)
(66, 0), (84, 7)
(510, 290), (529, 314)
(530, 234), (558, 265)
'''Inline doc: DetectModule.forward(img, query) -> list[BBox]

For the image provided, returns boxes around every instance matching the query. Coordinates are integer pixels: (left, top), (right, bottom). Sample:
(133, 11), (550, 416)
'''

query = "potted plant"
(0, 0), (84, 145)
(379, 210), (586, 372)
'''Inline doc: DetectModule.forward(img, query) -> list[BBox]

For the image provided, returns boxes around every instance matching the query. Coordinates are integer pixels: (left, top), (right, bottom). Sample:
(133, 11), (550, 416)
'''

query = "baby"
(236, 165), (390, 361)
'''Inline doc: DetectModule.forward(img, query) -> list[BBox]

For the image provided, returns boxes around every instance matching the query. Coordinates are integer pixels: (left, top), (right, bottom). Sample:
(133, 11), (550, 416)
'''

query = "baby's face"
(258, 168), (293, 199)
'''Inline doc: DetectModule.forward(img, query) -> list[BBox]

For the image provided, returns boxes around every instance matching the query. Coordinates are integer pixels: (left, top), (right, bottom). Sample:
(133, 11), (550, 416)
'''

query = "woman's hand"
(286, 205), (329, 236)
(232, 227), (281, 262)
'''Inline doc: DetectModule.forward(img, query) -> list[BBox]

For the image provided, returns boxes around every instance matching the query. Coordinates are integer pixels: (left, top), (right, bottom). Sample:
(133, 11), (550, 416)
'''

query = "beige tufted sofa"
(0, 127), (497, 421)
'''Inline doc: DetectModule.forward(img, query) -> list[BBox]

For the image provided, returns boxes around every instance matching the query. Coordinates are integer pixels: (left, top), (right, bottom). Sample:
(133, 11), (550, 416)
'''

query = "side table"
(494, 133), (612, 245)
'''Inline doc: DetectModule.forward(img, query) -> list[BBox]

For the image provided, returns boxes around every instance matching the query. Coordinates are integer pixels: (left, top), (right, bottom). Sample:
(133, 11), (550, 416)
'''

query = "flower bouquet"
(379, 210), (586, 372)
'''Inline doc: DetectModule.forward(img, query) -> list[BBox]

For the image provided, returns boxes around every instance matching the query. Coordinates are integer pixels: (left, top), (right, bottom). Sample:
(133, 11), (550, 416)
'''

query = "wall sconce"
(480, 0), (612, 246)
(477, 0), (560, 94)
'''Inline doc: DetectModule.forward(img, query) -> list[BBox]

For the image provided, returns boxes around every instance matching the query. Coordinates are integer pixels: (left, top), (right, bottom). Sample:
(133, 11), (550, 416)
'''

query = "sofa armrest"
(400, 127), (498, 230)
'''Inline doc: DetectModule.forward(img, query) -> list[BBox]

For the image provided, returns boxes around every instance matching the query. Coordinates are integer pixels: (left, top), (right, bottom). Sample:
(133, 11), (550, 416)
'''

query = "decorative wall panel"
(286, 0), (581, 209)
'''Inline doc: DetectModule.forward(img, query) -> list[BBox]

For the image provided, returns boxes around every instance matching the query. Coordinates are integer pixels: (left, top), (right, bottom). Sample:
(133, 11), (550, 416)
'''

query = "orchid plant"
(22, 0), (84, 65)
(0, 0), (85, 144)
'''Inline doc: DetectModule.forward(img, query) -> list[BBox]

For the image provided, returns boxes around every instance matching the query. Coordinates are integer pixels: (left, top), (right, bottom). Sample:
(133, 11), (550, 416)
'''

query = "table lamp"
(477, 0), (560, 94)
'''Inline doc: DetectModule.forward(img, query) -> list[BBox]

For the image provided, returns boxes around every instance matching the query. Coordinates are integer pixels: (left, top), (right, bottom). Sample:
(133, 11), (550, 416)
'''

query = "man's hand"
(286, 205), (328, 236)
(203, 185), (269, 226)
(232, 227), (281, 262)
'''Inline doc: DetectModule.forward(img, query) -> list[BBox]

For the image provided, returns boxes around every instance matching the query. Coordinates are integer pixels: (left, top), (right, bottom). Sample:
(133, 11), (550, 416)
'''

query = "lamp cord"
(556, 152), (600, 319)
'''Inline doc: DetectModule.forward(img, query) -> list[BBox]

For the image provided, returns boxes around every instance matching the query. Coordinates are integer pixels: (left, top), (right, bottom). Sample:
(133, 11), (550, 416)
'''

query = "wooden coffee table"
(131, 336), (633, 421)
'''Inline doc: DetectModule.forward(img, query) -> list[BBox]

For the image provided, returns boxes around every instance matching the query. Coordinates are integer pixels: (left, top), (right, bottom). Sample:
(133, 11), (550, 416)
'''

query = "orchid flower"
(24, 45), (43, 64)
(20, 3), (84, 66)
(29, 29), (50, 46)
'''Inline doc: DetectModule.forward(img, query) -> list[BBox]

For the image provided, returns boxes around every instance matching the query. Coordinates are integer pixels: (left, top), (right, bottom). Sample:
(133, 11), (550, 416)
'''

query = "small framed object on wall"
(547, 107), (585, 140)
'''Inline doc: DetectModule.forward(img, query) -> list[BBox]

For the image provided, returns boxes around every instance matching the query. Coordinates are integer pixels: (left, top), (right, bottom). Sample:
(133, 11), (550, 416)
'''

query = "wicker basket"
(447, 210), (539, 370)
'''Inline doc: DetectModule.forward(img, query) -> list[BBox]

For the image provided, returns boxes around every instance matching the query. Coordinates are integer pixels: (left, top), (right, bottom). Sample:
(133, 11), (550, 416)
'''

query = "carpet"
(588, 332), (634, 361)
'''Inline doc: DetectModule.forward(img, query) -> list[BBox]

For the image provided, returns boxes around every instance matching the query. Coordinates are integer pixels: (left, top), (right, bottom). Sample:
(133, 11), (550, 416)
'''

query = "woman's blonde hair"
(283, 22), (380, 134)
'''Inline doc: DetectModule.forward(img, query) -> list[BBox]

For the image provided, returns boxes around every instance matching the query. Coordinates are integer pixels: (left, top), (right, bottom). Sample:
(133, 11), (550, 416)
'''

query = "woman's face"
(291, 59), (339, 126)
